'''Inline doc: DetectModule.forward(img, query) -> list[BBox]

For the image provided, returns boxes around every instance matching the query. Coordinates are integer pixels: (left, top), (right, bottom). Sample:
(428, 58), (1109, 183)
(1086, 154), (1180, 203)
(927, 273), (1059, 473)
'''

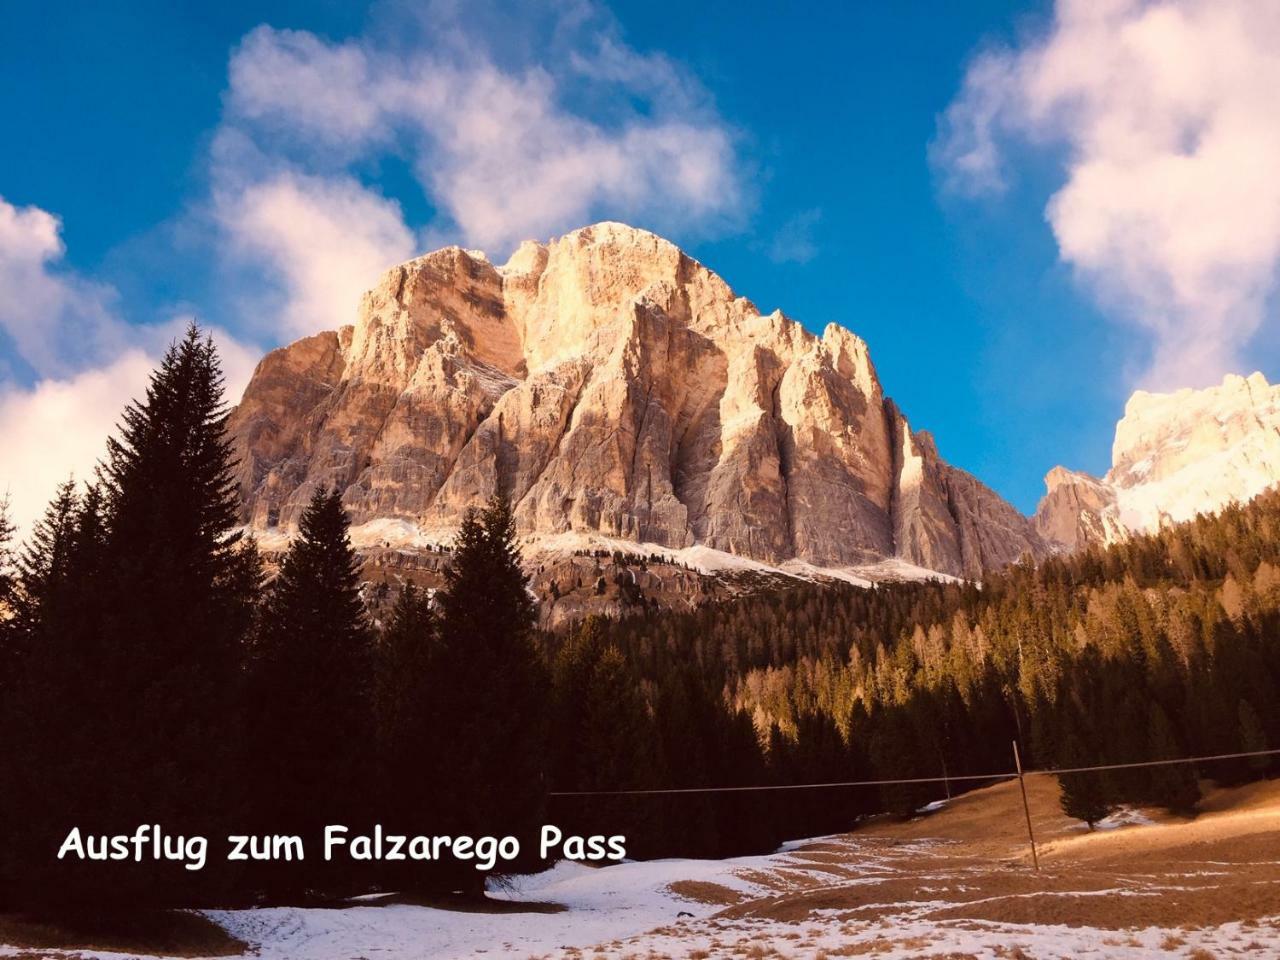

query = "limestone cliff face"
(1032, 467), (1123, 551)
(229, 222), (1045, 578)
(1034, 372), (1280, 550)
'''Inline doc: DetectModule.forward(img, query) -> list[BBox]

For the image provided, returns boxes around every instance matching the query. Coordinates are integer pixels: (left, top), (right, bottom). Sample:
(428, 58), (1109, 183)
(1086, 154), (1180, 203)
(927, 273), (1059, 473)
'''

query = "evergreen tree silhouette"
(247, 486), (372, 900)
(0, 494), (13, 619)
(1, 326), (260, 910)
(1236, 699), (1270, 776)
(375, 582), (444, 891)
(434, 494), (547, 889)
(549, 617), (658, 855)
(12, 479), (80, 635)
(1057, 729), (1114, 829)
(1143, 703), (1201, 815)
(0, 494), (16, 907)
(0, 493), (19, 681)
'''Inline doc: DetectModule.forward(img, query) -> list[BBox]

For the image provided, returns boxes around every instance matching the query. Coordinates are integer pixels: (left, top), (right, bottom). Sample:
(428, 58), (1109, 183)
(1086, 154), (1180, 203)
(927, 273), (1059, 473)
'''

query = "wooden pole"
(1012, 739), (1039, 872)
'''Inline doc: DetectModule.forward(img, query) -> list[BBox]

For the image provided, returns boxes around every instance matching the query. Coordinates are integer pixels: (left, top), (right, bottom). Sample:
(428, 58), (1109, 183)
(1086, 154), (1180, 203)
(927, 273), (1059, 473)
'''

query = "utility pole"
(1012, 739), (1039, 872)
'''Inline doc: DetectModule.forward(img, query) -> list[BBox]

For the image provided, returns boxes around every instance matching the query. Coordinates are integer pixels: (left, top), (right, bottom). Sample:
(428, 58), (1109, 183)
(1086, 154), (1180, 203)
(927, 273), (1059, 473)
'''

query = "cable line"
(547, 746), (1280, 798)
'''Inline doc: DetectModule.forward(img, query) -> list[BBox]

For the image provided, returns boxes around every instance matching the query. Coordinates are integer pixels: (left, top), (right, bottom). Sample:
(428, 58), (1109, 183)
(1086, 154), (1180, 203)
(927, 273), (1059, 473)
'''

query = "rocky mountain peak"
(228, 222), (1046, 595)
(1036, 371), (1280, 549)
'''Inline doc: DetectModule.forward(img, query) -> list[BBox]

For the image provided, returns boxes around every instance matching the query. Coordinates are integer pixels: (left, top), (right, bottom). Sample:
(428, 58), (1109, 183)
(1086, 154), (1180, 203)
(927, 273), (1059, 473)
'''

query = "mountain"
(1035, 372), (1280, 549)
(227, 222), (1046, 606)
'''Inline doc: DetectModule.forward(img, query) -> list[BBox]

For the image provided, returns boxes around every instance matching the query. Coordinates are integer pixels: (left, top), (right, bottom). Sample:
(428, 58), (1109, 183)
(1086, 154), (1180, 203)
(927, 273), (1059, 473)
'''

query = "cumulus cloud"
(214, 3), (744, 274)
(0, 319), (257, 540)
(0, 195), (260, 539)
(214, 170), (416, 338)
(3, 4), (746, 537)
(0, 351), (153, 535)
(0, 197), (125, 378)
(934, 0), (1280, 389)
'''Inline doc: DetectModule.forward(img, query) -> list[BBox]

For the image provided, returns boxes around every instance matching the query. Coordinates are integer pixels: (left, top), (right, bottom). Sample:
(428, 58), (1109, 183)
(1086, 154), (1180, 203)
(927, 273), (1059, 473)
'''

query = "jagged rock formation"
(1035, 372), (1280, 549)
(229, 222), (1045, 579)
(1033, 467), (1124, 552)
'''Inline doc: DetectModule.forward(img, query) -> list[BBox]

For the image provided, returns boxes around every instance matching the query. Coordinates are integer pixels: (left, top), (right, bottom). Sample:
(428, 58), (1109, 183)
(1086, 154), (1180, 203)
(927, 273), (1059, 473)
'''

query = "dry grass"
(714, 777), (1280, 931)
(666, 881), (748, 906)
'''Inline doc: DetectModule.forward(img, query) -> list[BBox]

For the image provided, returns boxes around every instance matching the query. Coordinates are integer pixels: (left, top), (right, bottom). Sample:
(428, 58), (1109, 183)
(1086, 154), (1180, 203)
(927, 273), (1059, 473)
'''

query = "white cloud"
(0, 321), (258, 541)
(214, 171), (416, 338)
(2, 5), (747, 537)
(0, 351), (152, 536)
(214, 6), (744, 271)
(0, 194), (262, 540)
(935, 0), (1280, 389)
(227, 27), (385, 154)
(0, 197), (124, 377)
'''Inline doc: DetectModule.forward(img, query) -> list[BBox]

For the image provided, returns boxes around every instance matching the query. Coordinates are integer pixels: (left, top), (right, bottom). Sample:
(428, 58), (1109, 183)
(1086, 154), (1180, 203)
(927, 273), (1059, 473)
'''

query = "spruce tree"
(1236, 699), (1270, 776)
(0, 495), (16, 910)
(1057, 730), (1114, 829)
(549, 617), (658, 854)
(1143, 703), (1200, 815)
(0, 494), (13, 619)
(99, 324), (260, 809)
(435, 494), (547, 886)
(0, 493), (18, 678)
(3, 326), (260, 911)
(375, 582), (445, 890)
(12, 479), (80, 634)
(869, 704), (930, 818)
(247, 487), (373, 899)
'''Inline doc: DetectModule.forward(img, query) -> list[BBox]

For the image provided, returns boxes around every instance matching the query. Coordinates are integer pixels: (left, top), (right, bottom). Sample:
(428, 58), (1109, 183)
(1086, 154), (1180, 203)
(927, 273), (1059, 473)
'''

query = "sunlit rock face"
(1035, 372), (1280, 549)
(229, 222), (1045, 579)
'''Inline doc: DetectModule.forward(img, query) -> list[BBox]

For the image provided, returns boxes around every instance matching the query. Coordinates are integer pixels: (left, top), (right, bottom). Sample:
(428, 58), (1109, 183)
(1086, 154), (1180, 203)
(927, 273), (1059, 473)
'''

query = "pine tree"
(1236, 699), (1270, 776)
(2, 327), (260, 910)
(434, 494), (547, 886)
(1143, 703), (1200, 815)
(12, 479), (80, 634)
(0, 494), (13, 618)
(548, 617), (658, 854)
(247, 487), (373, 899)
(0, 493), (18, 676)
(1057, 729), (1114, 829)
(375, 582), (445, 889)
(0, 496), (18, 912)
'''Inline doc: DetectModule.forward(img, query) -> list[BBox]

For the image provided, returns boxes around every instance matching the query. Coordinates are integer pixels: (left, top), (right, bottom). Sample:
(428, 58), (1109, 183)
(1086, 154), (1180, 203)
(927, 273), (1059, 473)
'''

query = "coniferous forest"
(0, 328), (1277, 915)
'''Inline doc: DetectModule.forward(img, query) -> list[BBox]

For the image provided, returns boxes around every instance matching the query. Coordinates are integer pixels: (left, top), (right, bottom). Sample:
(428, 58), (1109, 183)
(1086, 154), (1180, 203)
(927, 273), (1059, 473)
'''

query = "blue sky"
(2, 0), (1278, 530)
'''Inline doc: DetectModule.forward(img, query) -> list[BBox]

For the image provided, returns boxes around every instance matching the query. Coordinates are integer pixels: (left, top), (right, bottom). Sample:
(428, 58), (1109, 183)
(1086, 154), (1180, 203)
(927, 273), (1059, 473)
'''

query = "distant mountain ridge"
(227, 222), (1047, 581)
(1035, 372), (1280, 550)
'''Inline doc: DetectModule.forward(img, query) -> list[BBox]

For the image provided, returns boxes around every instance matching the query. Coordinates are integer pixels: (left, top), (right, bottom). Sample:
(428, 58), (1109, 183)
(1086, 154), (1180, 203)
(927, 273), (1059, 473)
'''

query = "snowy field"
(4, 777), (1279, 959)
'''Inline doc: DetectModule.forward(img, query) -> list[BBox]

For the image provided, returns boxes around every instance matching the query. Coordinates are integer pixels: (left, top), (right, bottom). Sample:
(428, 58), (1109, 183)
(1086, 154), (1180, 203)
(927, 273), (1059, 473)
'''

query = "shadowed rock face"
(1034, 372), (1280, 550)
(228, 222), (1046, 578)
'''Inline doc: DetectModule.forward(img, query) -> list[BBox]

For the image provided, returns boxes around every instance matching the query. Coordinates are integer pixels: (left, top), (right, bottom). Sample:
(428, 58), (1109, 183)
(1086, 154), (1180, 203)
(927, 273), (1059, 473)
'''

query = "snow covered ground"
(197, 851), (785, 959)
(246, 521), (962, 588)
(10, 837), (1276, 959)
(6, 779), (1279, 959)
